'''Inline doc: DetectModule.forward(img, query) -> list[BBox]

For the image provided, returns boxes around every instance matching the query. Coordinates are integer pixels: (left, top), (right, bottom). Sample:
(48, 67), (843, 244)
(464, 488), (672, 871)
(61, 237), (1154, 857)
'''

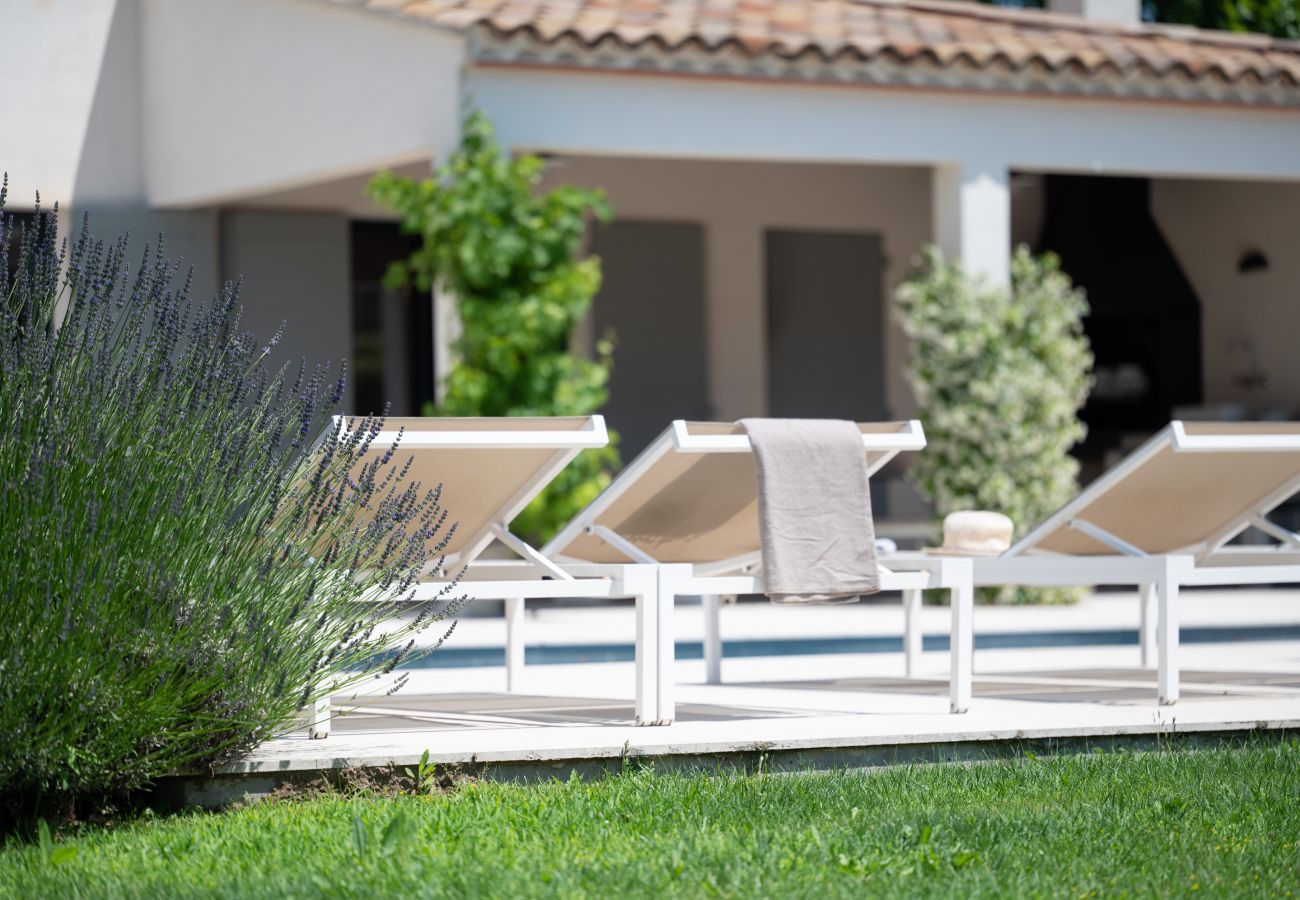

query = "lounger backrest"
(545, 420), (923, 565)
(336, 416), (607, 565)
(1012, 422), (1300, 559)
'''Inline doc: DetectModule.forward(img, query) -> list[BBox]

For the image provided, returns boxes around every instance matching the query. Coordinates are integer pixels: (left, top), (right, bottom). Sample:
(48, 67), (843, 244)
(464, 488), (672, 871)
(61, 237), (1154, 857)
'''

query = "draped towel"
(739, 418), (880, 604)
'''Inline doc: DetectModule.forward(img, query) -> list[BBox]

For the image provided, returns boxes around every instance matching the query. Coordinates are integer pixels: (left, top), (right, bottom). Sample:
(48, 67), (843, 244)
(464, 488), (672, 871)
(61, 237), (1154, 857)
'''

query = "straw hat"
(926, 511), (1014, 557)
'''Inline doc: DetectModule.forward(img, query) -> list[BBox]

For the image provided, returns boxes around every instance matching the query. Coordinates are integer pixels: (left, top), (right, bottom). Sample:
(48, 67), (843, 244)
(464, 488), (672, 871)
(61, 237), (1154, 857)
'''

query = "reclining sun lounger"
(545, 420), (976, 723)
(973, 421), (1300, 705)
(310, 415), (669, 734)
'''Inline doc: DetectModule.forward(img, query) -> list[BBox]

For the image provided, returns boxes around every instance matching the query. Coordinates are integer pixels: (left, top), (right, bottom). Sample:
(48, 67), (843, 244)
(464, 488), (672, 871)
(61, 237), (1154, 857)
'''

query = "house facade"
(5, 0), (1300, 517)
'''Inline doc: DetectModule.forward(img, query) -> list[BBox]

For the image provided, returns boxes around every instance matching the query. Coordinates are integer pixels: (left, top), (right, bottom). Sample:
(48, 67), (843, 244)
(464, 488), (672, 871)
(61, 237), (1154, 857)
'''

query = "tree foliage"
(369, 112), (618, 543)
(895, 247), (1094, 604)
(981, 0), (1298, 38)
(1154, 0), (1298, 37)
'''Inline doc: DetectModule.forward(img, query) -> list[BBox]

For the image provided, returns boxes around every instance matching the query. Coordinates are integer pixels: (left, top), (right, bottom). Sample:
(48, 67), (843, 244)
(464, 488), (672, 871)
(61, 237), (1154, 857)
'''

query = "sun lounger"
(309, 415), (669, 734)
(973, 421), (1300, 705)
(545, 420), (976, 723)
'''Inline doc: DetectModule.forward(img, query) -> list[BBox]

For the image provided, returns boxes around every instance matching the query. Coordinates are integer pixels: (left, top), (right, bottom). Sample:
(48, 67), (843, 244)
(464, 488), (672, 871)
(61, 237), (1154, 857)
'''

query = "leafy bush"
(369, 111), (619, 543)
(0, 184), (459, 817)
(895, 246), (1093, 604)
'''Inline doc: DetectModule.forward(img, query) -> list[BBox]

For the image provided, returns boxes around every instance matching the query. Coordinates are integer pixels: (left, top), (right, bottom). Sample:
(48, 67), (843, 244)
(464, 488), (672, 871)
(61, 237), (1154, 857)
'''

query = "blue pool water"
(395, 623), (1300, 669)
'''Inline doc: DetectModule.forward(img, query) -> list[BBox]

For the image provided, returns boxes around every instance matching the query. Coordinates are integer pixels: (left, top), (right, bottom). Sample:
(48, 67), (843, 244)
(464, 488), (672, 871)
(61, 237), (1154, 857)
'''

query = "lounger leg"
(949, 574), (973, 714)
(309, 682), (331, 739)
(1138, 583), (1157, 669)
(504, 596), (524, 693)
(1157, 564), (1180, 705)
(654, 566), (688, 725)
(629, 565), (660, 726)
(903, 589), (923, 678)
(703, 594), (723, 685)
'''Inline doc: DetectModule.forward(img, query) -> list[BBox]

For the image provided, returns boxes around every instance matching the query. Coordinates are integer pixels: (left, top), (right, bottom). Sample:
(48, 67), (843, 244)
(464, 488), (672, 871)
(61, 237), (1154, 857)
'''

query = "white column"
(1156, 561), (1182, 706)
(429, 103), (462, 406)
(504, 596), (524, 692)
(1138, 583), (1157, 669)
(949, 579), (974, 714)
(432, 285), (460, 405)
(932, 157), (1011, 289)
(902, 589), (923, 678)
(654, 566), (688, 725)
(627, 565), (660, 726)
(309, 682), (331, 739)
(703, 594), (723, 685)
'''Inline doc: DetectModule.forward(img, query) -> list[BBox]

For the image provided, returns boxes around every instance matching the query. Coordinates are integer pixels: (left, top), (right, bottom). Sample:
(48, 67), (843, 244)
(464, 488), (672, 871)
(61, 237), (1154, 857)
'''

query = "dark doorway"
(1037, 176), (1203, 468)
(590, 220), (711, 457)
(766, 229), (890, 514)
(350, 221), (432, 416)
(765, 229), (887, 421)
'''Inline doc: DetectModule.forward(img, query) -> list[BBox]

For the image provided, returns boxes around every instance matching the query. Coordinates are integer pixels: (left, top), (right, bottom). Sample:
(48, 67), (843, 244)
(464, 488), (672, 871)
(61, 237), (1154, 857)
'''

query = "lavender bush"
(0, 182), (462, 818)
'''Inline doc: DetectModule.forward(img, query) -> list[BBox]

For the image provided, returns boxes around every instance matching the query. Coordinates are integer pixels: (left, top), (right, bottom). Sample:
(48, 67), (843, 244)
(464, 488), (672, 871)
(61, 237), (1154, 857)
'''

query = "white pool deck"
(228, 589), (1300, 779)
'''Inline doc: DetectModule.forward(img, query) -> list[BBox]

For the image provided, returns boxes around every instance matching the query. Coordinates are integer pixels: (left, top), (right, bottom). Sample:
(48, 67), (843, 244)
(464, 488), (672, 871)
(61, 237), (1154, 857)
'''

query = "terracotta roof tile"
(350, 0), (1300, 97)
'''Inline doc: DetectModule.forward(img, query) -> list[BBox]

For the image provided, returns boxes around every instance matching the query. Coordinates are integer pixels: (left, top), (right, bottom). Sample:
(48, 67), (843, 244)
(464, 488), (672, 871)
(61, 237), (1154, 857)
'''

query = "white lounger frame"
(975, 422), (1300, 706)
(546, 420), (976, 720)
(310, 415), (677, 734)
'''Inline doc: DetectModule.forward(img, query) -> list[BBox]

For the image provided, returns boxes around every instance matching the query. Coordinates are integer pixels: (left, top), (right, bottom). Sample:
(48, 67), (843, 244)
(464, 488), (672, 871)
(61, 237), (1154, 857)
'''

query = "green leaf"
(350, 812), (369, 855)
(952, 850), (978, 869)
(37, 820), (52, 862)
(381, 811), (414, 854)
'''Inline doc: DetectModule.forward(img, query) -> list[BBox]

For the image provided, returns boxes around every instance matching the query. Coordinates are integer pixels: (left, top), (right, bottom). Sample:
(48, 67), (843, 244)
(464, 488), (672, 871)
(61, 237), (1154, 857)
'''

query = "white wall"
(140, 0), (464, 208)
(1153, 179), (1300, 415)
(1, 0), (463, 212)
(474, 68), (1300, 182)
(73, 0), (145, 206)
(0, 0), (122, 208)
(539, 155), (931, 423)
(220, 211), (353, 410)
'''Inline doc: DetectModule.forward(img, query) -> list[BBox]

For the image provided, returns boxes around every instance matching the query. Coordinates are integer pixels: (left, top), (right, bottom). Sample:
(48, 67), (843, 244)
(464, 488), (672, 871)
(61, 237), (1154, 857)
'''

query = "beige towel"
(739, 418), (880, 604)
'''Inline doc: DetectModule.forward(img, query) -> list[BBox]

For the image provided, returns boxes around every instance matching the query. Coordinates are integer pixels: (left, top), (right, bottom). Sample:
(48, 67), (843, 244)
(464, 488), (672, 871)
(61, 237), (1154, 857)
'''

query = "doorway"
(590, 220), (711, 457)
(766, 229), (890, 513)
(765, 229), (887, 421)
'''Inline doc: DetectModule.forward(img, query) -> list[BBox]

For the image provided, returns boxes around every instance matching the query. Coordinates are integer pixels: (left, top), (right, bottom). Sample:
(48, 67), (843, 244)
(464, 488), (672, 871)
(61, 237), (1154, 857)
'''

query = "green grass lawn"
(2, 741), (1297, 898)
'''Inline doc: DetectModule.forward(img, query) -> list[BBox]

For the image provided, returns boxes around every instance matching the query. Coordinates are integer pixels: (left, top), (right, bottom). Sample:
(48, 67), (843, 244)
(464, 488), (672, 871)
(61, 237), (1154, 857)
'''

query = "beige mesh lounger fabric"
(545, 420), (976, 717)
(309, 415), (674, 733)
(974, 421), (1300, 705)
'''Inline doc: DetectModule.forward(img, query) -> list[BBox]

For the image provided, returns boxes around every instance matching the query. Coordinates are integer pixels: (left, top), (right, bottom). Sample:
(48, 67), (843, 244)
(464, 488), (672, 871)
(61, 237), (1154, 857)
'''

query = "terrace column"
(932, 157), (1011, 289)
(430, 108), (464, 405)
(433, 285), (460, 405)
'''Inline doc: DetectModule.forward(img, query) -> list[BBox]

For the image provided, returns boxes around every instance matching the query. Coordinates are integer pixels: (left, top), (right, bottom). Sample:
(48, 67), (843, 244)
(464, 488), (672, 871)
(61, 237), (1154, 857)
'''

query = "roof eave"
(469, 28), (1300, 109)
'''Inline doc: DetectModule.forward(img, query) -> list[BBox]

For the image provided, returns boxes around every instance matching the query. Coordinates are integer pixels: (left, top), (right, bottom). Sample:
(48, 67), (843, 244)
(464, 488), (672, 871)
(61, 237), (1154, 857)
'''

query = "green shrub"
(0, 184), (458, 818)
(368, 111), (619, 544)
(895, 246), (1093, 604)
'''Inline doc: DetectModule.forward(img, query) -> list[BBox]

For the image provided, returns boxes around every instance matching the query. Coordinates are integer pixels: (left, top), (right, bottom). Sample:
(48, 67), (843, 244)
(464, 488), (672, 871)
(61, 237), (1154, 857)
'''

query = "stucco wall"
(1153, 179), (1300, 416)
(140, 0), (465, 208)
(0, 0), (464, 212)
(73, 0), (146, 207)
(0, 0), (122, 208)
(540, 156), (931, 423)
